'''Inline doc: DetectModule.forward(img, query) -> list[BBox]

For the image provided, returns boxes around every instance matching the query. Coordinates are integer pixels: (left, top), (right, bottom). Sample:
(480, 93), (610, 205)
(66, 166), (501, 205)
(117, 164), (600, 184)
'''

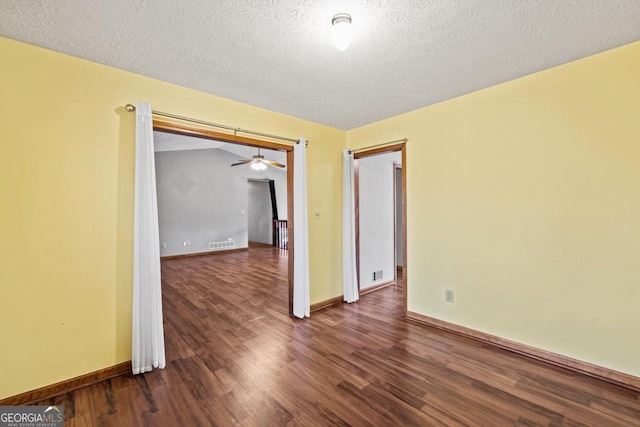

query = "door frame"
(353, 142), (407, 314)
(153, 120), (296, 316)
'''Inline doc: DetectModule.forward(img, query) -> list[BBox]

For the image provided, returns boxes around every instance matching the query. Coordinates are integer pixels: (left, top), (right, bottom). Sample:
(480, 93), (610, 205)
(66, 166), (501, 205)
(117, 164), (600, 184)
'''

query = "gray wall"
(155, 148), (287, 256)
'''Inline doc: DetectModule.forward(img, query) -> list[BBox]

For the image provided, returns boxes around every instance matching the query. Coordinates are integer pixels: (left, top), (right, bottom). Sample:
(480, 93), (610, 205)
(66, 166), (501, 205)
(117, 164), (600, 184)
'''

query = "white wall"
(358, 152), (401, 288)
(155, 147), (287, 256)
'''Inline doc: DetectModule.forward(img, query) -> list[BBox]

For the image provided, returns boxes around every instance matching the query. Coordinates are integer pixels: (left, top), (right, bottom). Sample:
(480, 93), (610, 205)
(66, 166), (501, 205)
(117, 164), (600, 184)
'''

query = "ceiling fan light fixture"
(251, 161), (267, 171)
(331, 13), (352, 51)
(231, 147), (285, 169)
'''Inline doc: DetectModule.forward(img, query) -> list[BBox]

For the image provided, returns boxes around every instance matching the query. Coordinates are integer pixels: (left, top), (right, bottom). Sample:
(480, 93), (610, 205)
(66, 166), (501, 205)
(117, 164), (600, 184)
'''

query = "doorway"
(354, 143), (407, 313)
(152, 120), (295, 315)
(247, 180), (273, 245)
(394, 164), (403, 280)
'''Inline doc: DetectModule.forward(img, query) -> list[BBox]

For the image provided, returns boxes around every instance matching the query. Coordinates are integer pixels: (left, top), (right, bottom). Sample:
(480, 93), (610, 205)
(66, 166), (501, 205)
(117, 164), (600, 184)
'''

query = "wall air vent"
(208, 241), (235, 250)
(372, 270), (383, 282)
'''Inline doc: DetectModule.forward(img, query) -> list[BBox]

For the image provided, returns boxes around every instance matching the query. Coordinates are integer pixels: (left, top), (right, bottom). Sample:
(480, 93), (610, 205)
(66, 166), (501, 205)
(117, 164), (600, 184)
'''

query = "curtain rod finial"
(126, 104), (136, 112)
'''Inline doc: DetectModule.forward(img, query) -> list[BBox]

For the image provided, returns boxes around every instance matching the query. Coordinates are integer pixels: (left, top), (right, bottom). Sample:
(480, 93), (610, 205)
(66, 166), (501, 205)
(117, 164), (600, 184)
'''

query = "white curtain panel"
(342, 149), (359, 303)
(293, 139), (310, 318)
(132, 102), (166, 374)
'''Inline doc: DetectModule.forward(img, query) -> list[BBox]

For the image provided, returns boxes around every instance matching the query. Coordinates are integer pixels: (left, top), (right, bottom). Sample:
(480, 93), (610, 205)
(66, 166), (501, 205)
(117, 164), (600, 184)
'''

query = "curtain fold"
(132, 102), (166, 374)
(293, 139), (310, 318)
(343, 149), (359, 303)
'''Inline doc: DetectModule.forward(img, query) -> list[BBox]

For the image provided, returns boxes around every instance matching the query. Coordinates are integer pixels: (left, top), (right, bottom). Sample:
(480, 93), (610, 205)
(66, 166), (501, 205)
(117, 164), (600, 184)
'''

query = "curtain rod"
(351, 138), (408, 153)
(125, 104), (301, 144)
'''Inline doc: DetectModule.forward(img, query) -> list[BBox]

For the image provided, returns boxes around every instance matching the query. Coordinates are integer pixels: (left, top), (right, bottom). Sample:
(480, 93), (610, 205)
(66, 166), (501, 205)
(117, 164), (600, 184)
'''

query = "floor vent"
(208, 241), (234, 250)
(372, 270), (383, 282)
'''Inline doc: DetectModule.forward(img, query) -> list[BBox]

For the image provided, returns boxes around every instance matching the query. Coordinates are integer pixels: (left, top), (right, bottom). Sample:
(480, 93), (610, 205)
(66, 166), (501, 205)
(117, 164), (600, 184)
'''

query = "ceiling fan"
(231, 148), (285, 171)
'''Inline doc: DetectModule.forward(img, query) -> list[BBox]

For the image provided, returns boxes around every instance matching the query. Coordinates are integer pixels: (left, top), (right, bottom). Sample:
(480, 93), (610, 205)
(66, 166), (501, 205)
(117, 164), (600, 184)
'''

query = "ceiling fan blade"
(262, 159), (286, 168)
(230, 159), (256, 167)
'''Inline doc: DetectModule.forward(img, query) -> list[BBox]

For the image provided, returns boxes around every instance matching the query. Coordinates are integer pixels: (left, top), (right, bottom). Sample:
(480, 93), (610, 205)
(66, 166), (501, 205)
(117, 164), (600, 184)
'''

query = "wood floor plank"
(34, 245), (640, 426)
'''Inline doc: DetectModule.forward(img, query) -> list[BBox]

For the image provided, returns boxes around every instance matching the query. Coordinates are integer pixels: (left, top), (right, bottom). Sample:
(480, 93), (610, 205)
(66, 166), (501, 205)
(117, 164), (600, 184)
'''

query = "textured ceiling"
(2, 1), (639, 129)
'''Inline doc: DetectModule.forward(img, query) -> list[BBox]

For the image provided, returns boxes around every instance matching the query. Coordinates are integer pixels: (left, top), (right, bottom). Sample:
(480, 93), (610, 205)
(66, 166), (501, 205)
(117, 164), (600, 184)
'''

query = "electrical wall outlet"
(445, 289), (454, 303)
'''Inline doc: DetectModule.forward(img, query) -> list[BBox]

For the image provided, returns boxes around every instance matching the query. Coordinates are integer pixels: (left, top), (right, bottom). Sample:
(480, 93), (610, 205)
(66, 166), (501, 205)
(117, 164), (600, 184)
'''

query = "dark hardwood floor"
(41, 245), (639, 426)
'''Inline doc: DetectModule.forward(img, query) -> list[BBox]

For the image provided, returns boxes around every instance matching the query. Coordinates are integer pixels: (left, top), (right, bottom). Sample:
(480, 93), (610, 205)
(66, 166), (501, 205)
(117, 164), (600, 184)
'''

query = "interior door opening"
(354, 143), (407, 313)
(394, 164), (403, 281)
(152, 121), (294, 315)
(247, 179), (276, 246)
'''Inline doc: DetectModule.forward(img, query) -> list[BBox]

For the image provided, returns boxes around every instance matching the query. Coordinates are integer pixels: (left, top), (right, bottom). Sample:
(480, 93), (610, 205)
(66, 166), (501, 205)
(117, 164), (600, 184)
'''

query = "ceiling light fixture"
(331, 13), (352, 51)
(231, 148), (285, 171)
(251, 162), (267, 171)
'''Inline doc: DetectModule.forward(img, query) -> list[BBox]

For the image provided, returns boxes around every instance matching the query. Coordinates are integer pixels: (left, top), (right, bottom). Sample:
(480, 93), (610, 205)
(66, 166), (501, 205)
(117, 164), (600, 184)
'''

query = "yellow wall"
(2, 34), (639, 399)
(0, 37), (345, 399)
(348, 41), (640, 377)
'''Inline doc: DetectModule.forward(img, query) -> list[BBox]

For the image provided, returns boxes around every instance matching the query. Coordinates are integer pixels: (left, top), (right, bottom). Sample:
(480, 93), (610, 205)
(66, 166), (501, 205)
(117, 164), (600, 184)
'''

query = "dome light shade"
(331, 13), (352, 51)
(251, 161), (267, 171)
